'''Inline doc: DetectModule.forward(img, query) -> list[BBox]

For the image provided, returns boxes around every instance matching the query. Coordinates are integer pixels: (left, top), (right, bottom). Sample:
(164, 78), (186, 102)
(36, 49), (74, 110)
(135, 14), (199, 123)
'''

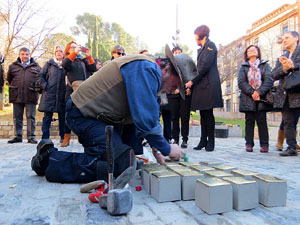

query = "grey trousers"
(13, 103), (36, 139)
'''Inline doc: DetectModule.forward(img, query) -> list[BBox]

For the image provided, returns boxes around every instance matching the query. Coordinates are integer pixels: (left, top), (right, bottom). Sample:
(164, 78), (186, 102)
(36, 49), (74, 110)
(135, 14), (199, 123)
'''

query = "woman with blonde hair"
(38, 45), (66, 142)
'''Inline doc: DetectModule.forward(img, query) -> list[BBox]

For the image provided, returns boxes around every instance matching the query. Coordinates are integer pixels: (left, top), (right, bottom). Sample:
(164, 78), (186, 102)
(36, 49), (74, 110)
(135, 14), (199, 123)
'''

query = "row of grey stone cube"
(141, 161), (287, 215)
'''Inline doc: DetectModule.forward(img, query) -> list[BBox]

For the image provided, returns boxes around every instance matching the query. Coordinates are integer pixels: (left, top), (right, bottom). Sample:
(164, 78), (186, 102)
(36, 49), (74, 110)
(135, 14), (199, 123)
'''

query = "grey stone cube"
(107, 189), (133, 215)
(195, 177), (233, 214)
(223, 177), (259, 211)
(253, 174), (287, 207)
(175, 170), (203, 200)
(151, 171), (181, 202)
(142, 164), (166, 194)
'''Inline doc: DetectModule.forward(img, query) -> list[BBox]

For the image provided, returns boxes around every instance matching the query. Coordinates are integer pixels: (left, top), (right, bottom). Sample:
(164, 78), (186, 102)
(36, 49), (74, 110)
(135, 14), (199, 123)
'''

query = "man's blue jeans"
(45, 98), (142, 183)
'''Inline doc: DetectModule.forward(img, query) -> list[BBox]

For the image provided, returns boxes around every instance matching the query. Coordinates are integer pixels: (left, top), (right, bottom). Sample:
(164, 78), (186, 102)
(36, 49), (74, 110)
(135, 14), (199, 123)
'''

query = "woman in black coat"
(238, 45), (273, 153)
(38, 45), (66, 142)
(272, 31), (300, 157)
(185, 25), (223, 151)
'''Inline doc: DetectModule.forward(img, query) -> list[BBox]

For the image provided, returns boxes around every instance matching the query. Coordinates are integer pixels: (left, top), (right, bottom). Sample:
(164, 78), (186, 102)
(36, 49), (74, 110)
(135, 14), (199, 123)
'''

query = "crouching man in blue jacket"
(31, 52), (189, 185)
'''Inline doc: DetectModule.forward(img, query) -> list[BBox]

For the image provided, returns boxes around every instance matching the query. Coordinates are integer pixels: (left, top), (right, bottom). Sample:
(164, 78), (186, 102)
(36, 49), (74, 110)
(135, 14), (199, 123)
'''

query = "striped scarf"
(247, 59), (261, 90)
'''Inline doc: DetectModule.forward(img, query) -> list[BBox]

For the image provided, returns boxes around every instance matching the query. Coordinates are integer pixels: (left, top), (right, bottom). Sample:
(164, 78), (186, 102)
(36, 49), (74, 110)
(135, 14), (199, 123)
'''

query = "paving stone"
(0, 137), (299, 225)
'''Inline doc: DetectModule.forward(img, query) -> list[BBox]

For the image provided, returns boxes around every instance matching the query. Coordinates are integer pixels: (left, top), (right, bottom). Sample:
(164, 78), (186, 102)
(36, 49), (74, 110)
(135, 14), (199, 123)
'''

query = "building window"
(253, 37), (259, 46)
(226, 82), (231, 94)
(226, 99), (231, 112)
(237, 43), (243, 55)
(282, 23), (288, 34)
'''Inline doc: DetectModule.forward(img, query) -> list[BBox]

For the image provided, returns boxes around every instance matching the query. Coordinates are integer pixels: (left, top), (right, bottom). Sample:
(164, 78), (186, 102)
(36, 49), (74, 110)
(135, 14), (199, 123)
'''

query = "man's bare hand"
(186, 88), (191, 96)
(152, 148), (166, 163)
(185, 81), (193, 89)
(169, 144), (184, 161)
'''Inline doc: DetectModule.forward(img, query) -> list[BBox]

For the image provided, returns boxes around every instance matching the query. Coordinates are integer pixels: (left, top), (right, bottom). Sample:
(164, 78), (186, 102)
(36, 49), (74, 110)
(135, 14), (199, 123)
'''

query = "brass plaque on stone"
(168, 167), (192, 173)
(152, 170), (179, 178)
(213, 164), (237, 172)
(253, 174), (286, 183)
(197, 177), (230, 187)
(200, 161), (222, 167)
(232, 169), (258, 177)
(179, 162), (200, 167)
(190, 165), (215, 173)
(223, 176), (256, 185)
(205, 170), (233, 179)
(175, 170), (202, 177)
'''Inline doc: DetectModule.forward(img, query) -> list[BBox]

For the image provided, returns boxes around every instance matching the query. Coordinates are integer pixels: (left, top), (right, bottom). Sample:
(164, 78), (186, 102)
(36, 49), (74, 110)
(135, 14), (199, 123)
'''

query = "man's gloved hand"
(169, 144), (184, 161)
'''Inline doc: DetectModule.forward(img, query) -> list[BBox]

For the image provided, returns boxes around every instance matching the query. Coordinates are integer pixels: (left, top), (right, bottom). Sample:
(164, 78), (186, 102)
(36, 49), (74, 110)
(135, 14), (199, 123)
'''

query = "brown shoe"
(260, 146), (269, 153)
(60, 133), (71, 147)
(276, 130), (284, 151)
(246, 145), (253, 152)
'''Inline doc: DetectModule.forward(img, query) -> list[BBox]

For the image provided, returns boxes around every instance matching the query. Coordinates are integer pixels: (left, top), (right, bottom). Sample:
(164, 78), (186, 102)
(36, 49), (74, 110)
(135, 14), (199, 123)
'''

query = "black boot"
(279, 147), (298, 156)
(193, 138), (207, 150)
(205, 137), (215, 152)
(8, 136), (22, 144)
(181, 141), (188, 148)
(31, 139), (58, 176)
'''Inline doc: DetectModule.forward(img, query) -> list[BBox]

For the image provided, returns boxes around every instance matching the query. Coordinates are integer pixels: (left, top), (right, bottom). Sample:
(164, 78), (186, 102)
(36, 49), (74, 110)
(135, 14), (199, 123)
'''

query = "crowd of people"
(0, 24), (299, 184)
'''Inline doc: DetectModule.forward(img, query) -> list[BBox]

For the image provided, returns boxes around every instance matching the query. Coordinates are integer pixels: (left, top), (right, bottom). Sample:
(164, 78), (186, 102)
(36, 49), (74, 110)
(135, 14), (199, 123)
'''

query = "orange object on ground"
(136, 156), (149, 163)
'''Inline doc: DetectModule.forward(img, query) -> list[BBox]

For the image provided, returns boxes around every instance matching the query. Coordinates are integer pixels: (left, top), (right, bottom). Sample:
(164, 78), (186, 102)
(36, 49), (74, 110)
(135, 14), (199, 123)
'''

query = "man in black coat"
(7, 47), (41, 144)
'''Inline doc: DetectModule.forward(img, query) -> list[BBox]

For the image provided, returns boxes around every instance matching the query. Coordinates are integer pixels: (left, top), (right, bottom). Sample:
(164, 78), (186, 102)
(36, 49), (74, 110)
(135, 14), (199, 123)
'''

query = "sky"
(46, 0), (295, 59)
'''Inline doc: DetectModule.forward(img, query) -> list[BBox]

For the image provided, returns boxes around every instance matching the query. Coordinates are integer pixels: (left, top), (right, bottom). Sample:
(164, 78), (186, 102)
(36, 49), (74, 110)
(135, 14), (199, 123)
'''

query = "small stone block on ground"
(253, 174), (287, 207)
(174, 170), (204, 200)
(150, 171), (181, 203)
(223, 176), (259, 211)
(195, 177), (233, 214)
(142, 164), (166, 194)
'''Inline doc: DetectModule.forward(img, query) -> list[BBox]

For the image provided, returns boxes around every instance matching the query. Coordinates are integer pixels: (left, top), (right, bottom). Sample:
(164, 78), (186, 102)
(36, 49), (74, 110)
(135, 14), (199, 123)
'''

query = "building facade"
(218, 1), (300, 115)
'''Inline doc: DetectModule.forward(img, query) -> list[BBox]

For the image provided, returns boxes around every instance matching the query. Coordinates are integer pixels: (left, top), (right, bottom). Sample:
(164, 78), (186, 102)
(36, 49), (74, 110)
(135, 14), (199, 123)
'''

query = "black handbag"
(283, 70), (300, 91)
(260, 63), (275, 105)
(261, 88), (275, 105)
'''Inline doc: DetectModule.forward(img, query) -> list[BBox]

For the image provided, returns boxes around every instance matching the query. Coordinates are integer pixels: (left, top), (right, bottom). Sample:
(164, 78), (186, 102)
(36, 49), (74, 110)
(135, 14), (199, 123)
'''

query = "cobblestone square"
(0, 137), (299, 225)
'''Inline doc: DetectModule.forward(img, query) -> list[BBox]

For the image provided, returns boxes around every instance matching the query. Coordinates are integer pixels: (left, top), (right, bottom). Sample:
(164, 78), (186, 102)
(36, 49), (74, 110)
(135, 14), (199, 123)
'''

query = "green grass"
(191, 114), (245, 137)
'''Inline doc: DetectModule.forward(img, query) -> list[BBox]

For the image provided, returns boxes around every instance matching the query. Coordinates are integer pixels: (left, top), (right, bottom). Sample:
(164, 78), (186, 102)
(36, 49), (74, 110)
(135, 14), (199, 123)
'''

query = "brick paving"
(0, 137), (299, 225)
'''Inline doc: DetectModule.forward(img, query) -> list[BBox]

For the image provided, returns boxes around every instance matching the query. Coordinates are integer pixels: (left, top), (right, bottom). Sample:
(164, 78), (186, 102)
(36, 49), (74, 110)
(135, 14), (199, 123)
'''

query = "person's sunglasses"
(117, 52), (126, 56)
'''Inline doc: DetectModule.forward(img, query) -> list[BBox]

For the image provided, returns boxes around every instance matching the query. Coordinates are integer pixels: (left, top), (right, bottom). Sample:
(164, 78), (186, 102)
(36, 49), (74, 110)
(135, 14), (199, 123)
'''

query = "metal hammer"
(99, 125), (133, 216)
